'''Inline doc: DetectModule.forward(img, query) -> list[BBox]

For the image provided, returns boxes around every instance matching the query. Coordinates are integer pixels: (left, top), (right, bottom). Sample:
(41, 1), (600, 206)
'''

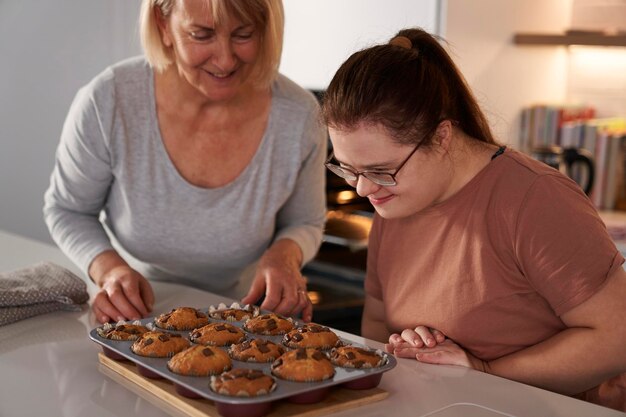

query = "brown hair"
(321, 28), (497, 148)
(139, 0), (284, 87)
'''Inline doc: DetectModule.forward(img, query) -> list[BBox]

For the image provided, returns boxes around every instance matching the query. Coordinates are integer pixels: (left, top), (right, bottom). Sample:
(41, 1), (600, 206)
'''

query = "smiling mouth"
(204, 69), (237, 79)
(369, 194), (394, 205)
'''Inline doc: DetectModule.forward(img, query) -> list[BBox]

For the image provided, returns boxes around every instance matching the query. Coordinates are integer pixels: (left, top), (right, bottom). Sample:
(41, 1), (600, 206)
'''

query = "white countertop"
(0, 230), (623, 417)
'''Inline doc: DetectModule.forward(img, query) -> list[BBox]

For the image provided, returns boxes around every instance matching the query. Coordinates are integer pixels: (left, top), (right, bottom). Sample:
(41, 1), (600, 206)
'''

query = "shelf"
(513, 32), (626, 47)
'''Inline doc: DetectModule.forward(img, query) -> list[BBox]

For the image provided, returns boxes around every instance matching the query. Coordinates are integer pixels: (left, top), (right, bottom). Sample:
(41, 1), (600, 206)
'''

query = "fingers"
(393, 346), (424, 359)
(266, 285), (299, 317)
(92, 290), (124, 323)
(120, 278), (150, 317)
(103, 280), (143, 320)
(260, 280), (312, 320)
(431, 328), (446, 343)
(241, 276), (266, 306)
(300, 291), (313, 322)
(399, 326), (444, 348)
(259, 275), (284, 313)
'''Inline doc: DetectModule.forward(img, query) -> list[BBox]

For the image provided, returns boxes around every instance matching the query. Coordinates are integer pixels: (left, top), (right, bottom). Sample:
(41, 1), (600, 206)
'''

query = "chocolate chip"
(353, 360), (365, 368)
(144, 338), (154, 346)
(309, 325), (322, 333)
(311, 351), (324, 361)
(245, 370), (264, 380)
(257, 344), (270, 353)
(295, 349), (307, 360)
(202, 348), (215, 357)
(345, 352), (356, 360)
(158, 334), (170, 342)
(215, 325), (226, 331)
(292, 333), (304, 342)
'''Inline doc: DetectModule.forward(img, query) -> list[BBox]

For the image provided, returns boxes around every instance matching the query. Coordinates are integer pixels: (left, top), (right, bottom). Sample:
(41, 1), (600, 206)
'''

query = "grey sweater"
(44, 57), (327, 296)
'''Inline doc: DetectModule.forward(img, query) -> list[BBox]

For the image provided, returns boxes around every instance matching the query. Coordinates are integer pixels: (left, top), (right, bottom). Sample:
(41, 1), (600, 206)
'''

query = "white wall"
(280, 0), (441, 89)
(443, 0), (626, 146)
(442, 0), (572, 147)
(0, 1), (141, 243)
(0, 0), (441, 244)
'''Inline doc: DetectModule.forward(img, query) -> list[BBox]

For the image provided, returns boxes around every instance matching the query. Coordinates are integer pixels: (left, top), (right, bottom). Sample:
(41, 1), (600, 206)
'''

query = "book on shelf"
(520, 105), (626, 211)
(519, 103), (595, 151)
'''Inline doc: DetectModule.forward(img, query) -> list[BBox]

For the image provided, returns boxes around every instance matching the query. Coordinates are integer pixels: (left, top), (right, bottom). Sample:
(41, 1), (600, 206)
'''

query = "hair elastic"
(389, 36), (413, 50)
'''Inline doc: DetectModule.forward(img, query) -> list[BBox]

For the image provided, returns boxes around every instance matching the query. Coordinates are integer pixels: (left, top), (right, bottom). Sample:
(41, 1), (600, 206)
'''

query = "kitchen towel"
(0, 261), (89, 326)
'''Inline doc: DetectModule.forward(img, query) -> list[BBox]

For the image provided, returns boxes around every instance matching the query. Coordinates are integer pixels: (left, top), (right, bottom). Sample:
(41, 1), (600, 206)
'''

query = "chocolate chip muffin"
(282, 324), (341, 349)
(243, 313), (294, 336)
(208, 302), (259, 322)
(130, 331), (190, 358)
(96, 321), (149, 341)
(167, 345), (232, 377)
(189, 322), (246, 346)
(210, 369), (277, 397)
(229, 338), (285, 363)
(271, 348), (335, 382)
(329, 346), (387, 369)
(154, 307), (209, 331)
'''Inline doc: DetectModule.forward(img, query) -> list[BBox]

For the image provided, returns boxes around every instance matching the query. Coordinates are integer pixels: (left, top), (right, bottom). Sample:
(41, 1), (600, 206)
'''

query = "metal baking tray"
(89, 309), (396, 406)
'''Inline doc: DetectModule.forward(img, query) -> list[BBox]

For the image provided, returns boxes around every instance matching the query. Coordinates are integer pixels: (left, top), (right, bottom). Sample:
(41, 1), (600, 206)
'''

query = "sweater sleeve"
(273, 103), (327, 266)
(43, 75), (115, 277)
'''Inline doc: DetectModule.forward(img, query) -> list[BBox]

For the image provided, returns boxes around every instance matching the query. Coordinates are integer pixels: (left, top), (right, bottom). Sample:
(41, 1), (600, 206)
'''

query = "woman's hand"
(390, 337), (487, 371)
(241, 239), (312, 322)
(385, 326), (447, 352)
(89, 250), (154, 324)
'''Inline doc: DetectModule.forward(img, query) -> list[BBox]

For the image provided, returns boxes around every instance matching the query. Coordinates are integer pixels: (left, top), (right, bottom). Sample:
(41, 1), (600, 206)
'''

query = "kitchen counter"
(0, 230), (623, 417)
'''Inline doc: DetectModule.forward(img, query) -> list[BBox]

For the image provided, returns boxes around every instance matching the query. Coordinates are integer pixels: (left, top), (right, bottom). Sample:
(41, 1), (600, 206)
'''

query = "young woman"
(321, 28), (626, 411)
(44, 0), (326, 324)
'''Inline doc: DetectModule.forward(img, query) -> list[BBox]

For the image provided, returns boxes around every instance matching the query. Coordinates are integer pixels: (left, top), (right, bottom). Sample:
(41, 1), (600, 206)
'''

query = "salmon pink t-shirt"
(365, 149), (625, 409)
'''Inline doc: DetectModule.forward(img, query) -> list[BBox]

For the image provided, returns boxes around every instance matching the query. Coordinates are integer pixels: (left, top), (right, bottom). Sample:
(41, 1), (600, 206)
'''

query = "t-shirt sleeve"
(514, 174), (625, 316)
(364, 214), (384, 300)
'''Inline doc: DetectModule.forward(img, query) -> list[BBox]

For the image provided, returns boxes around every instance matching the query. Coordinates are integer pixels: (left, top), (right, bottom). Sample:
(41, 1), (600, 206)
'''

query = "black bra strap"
(491, 146), (506, 160)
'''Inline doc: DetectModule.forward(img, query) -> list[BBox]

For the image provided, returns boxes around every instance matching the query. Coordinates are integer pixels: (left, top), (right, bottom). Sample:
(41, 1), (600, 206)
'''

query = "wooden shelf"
(513, 32), (626, 47)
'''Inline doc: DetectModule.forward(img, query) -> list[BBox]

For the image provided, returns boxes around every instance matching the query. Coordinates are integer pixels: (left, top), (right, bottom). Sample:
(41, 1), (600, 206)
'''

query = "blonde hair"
(139, 0), (284, 87)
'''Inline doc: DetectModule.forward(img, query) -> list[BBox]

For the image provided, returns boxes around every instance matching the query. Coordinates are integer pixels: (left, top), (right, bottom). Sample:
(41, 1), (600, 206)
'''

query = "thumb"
(241, 274), (266, 305)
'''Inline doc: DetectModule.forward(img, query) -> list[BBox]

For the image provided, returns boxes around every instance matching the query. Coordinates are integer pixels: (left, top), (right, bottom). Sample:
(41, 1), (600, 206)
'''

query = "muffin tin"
(89, 306), (396, 417)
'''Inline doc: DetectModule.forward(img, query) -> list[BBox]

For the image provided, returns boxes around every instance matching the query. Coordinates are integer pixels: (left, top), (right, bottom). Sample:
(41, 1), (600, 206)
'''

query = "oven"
(302, 110), (375, 334)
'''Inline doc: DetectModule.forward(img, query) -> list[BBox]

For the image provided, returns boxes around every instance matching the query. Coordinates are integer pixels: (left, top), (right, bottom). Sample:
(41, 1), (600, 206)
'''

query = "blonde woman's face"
(161, 0), (261, 102)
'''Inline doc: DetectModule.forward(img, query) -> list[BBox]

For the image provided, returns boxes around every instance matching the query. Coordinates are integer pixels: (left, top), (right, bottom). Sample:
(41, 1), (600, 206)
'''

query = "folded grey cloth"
(0, 261), (89, 326)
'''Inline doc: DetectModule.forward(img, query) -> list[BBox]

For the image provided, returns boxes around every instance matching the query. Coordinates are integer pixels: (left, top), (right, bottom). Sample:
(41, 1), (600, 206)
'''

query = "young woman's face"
(328, 123), (452, 219)
(161, 0), (262, 102)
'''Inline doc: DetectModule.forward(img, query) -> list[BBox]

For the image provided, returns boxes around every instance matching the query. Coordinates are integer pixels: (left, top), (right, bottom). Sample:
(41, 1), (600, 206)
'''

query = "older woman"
(44, 0), (326, 324)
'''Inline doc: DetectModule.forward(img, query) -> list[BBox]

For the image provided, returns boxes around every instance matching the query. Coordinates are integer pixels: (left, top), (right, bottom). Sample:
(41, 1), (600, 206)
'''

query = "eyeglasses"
(324, 141), (423, 186)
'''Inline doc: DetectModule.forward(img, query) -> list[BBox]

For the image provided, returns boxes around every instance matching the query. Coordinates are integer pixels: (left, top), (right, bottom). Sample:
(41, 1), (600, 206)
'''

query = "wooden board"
(98, 353), (388, 417)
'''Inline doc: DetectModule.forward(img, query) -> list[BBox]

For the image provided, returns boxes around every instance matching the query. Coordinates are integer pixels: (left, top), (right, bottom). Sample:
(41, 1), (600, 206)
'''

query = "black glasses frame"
(324, 141), (423, 186)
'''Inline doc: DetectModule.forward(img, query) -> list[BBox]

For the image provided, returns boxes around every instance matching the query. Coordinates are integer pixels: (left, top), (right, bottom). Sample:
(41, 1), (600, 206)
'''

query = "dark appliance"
(531, 146), (595, 195)
(303, 94), (374, 334)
